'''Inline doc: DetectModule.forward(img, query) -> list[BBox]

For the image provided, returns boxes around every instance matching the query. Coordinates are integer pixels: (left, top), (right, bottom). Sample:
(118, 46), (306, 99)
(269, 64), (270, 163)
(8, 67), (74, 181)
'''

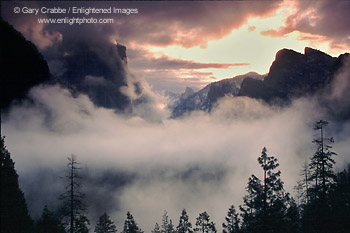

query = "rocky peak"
(239, 47), (340, 102)
(171, 72), (264, 118)
(116, 43), (127, 64)
(180, 87), (195, 100)
(274, 48), (304, 64)
(304, 47), (335, 64)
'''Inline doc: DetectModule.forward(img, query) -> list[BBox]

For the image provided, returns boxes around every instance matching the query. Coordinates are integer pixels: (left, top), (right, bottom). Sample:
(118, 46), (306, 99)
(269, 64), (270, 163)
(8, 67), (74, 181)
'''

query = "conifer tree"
(294, 161), (310, 207)
(0, 136), (34, 232)
(122, 211), (143, 233)
(239, 175), (263, 232)
(222, 205), (239, 233)
(284, 197), (300, 233)
(301, 120), (337, 233)
(240, 147), (289, 232)
(309, 120), (336, 198)
(36, 205), (65, 233)
(257, 147), (284, 209)
(60, 155), (89, 233)
(75, 215), (90, 233)
(176, 209), (193, 233)
(152, 223), (161, 233)
(95, 213), (117, 233)
(194, 211), (216, 233)
(161, 211), (175, 233)
(328, 165), (350, 233)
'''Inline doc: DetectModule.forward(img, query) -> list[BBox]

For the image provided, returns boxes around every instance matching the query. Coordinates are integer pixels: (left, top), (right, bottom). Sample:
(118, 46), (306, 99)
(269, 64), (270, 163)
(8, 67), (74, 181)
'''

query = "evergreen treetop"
(122, 211), (143, 233)
(222, 205), (239, 233)
(176, 209), (193, 233)
(36, 205), (65, 233)
(194, 211), (216, 233)
(95, 213), (117, 233)
(161, 211), (175, 233)
(0, 136), (34, 233)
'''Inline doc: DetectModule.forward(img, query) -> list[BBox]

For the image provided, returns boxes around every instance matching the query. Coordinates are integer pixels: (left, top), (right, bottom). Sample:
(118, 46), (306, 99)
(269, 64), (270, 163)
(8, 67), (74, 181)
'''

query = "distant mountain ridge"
(171, 47), (349, 118)
(171, 72), (265, 118)
(2, 20), (348, 121)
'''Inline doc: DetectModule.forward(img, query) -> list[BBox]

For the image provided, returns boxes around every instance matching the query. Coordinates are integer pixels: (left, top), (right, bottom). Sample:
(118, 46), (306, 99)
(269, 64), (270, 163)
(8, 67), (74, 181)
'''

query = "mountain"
(57, 42), (133, 111)
(171, 72), (265, 118)
(0, 18), (50, 109)
(0, 18), (137, 113)
(165, 87), (192, 110)
(172, 47), (349, 119)
(238, 47), (339, 102)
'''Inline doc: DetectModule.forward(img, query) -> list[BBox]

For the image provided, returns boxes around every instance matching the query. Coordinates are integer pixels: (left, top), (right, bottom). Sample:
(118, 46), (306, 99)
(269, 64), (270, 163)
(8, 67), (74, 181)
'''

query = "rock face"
(180, 87), (196, 101)
(1, 18), (50, 108)
(58, 42), (132, 111)
(238, 47), (338, 102)
(172, 47), (349, 119)
(0, 19), (150, 114)
(116, 43), (127, 64)
(0, 18), (131, 112)
(171, 72), (265, 118)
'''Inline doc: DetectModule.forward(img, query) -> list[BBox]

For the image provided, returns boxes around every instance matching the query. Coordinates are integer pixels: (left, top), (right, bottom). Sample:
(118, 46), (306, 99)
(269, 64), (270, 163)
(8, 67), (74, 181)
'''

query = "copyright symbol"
(14, 7), (20, 14)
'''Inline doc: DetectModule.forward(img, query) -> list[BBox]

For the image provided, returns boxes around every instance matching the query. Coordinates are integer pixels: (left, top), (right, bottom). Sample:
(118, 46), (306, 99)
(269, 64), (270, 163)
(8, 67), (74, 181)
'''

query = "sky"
(1, 0), (350, 93)
(1, 0), (350, 232)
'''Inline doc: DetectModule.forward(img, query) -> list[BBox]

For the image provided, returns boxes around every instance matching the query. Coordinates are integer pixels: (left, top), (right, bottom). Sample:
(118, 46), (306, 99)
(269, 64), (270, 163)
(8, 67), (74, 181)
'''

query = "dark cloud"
(2, 1), (348, 54)
(0, 1), (62, 50)
(109, 1), (280, 48)
(1, 1), (279, 49)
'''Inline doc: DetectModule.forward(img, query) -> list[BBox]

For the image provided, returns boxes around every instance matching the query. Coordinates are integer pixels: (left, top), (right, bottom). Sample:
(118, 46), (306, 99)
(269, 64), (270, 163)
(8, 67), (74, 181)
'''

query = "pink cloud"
(128, 48), (249, 71)
(261, 0), (350, 50)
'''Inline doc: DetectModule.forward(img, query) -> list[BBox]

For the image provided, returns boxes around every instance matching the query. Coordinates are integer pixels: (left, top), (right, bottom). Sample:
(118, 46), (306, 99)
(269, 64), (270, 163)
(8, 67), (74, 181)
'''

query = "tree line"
(1, 120), (349, 233)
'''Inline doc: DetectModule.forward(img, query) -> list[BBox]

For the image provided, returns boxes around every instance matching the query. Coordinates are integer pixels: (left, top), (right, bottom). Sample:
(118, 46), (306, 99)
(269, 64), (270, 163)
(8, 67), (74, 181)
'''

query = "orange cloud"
(259, 0), (350, 51)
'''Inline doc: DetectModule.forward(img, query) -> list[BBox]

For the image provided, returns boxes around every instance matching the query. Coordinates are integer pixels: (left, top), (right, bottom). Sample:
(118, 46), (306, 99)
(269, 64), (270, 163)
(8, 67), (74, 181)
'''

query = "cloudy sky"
(1, 0), (350, 231)
(2, 0), (349, 93)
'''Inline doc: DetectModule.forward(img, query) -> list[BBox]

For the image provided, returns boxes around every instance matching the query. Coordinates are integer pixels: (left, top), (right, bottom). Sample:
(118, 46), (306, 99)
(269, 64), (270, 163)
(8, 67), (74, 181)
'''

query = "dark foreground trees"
(239, 147), (298, 233)
(177, 209), (193, 233)
(328, 165), (350, 233)
(60, 154), (89, 233)
(194, 211), (216, 233)
(36, 205), (65, 233)
(222, 205), (239, 233)
(0, 136), (34, 232)
(95, 213), (117, 233)
(161, 211), (175, 233)
(300, 120), (339, 233)
(309, 120), (336, 199)
(1, 119), (349, 233)
(122, 211), (143, 233)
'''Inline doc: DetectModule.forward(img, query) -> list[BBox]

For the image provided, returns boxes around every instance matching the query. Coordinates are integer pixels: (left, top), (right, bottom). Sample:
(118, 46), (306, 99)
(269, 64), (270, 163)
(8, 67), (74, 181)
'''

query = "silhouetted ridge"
(172, 48), (349, 119)
(0, 18), (50, 109)
(238, 78), (265, 99)
(238, 47), (338, 102)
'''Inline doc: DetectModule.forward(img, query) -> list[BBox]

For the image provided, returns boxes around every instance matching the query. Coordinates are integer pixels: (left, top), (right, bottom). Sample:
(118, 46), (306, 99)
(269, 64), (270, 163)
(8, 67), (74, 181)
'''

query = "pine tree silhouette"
(0, 136), (34, 232)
